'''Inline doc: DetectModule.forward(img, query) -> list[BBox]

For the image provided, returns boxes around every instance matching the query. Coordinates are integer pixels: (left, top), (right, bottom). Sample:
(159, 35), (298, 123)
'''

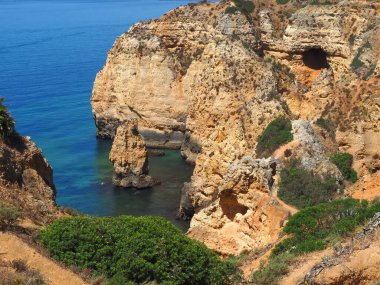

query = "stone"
(109, 119), (158, 188)
(187, 156), (291, 255)
(0, 134), (58, 224)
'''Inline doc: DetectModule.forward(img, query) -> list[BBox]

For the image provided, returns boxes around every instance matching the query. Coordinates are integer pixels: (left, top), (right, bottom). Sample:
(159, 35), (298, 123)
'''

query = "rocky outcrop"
(278, 120), (343, 181)
(0, 134), (57, 224)
(188, 157), (290, 255)
(109, 119), (158, 188)
(92, 0), (379, 255)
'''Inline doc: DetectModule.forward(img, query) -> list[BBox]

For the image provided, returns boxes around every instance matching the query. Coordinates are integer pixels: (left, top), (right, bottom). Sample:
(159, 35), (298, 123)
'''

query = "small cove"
(0, 0), (194, 230)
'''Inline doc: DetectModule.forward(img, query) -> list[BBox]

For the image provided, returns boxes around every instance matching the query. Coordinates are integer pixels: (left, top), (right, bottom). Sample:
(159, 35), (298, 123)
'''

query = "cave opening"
(220, 190), (249, 220)
(302, 48), (329, 70)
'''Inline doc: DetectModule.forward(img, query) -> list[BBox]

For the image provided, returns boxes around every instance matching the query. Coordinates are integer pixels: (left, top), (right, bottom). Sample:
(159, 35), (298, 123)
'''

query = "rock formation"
(109, 119), (158, 188)
(92, 0), (380, 255)
(188, 157), (291, 255)
(0, 134), (58, 224)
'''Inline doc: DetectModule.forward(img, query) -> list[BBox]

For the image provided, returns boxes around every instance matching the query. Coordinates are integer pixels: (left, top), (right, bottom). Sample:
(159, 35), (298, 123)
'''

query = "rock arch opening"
(220, 190), (249, 220)
(302, 48), (329, 70)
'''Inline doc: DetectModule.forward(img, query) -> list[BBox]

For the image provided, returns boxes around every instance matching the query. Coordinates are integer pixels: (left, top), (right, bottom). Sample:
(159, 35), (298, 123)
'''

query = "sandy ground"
(278, 248), (332, 285)
(0, 232), (89, 285)
(349, 172), (380, 201)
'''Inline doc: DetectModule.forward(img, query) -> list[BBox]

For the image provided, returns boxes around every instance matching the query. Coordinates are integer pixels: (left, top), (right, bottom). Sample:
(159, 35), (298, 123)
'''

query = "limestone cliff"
(109, 119), (158, 188)
(92, 0), (379, 255)
(0, 134), (58, 224)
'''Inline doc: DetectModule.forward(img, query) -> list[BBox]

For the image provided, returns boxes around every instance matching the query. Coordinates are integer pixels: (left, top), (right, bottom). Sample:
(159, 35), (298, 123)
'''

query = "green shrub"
(330, 152), (358, 183)
(278, 159), (338, 209)
(251, 253), (295, 285)
(272, 198), (380, 256)
(225, 6), (237, 14)
(256, 117), (293, 158)
(351, 56), (364, 70)
(232, 0), (255, 13)
(254, 199), (380, 284)
(315, 117), (335, 137)
(311, 0), (333, 5)
(348, 34), (356, 46)
(0, 202), (20, 227)
(40, 216), (237, 285)
(350, 42), (371, 71)
(276, 0), (289, 4)
(0, 97), (15, 139)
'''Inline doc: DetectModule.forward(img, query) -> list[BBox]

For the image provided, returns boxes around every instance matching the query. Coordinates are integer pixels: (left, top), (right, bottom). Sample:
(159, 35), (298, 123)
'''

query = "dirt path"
(278, 248), (332, 285)
(0, 232), (89, 285)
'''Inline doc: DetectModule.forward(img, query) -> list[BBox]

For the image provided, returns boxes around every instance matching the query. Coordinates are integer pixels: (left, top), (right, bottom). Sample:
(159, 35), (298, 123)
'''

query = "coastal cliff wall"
(92, 0), (380, 255)
(0, 133), (58, 224)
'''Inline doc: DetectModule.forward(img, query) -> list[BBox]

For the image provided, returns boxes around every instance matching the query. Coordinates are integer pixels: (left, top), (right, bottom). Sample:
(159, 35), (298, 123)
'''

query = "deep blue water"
(0, 0), (194, 229)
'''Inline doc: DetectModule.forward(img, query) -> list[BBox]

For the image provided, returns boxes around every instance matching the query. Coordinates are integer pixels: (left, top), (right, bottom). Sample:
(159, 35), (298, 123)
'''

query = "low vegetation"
(312, 0), (333, 5)
(272, 61), (296, 80)
(273, 198), (380, 255)
(0, 202), (20, 228)
(330, 152), (358, 183)
(252, 198), (380, 284)
(0, 97), (15, 139)
(256, 117), (293, 158)
(40, 215), (239, 285)
(315, 117), (335, 137)
(276, 0), (289, 4)
(251, 252), (294, 285)
(0, 259), (45, 285)
(225, 0), (255, 14)
(278, 159), (338, 209)
(350, 42), (371, 71)
(348, 34), (356, 46)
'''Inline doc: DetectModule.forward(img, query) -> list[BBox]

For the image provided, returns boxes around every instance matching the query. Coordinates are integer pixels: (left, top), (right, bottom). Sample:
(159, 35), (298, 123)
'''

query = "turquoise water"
(0, 0), (194, 229)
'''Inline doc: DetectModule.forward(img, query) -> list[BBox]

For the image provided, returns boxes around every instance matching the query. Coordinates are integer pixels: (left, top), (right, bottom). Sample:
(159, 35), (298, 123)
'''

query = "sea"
(0, 0), (196, 230)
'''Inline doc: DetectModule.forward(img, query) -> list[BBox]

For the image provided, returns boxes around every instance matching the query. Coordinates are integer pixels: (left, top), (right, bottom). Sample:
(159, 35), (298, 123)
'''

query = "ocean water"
(0, 0), (194, 229)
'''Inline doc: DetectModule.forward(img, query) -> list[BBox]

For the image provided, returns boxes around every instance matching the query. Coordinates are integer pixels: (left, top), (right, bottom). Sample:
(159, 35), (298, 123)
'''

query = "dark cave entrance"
(302, 48), (329, 70)
(220, 190), (249, 220)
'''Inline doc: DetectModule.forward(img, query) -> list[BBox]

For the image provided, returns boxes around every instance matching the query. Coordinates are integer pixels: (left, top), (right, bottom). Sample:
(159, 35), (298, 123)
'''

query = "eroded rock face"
(291, 120), (342, 181)
(0, 135), (57, 224)
(188, 157), (291, 255)
(93, 0), (379, 255)
(109, 119), (158, 188)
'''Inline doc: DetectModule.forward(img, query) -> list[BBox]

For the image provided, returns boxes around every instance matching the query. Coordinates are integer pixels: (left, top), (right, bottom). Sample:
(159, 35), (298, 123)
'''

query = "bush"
(0, 261), (45, 285)
(278, 159), (338, 209)
(0, 97), (15, 139)
(0, 202), (20, 227)
(225, 6), (237, 14)
(348, 34), (356, 46)
(350, 42), (370, 71)
(254, 199), (380, 284)
(272, 198), (380, 256)
(12, 259), (28, 272)
(315, 117), (335, 137)
(256, 117), (293, 158)
(251, 253), (295, 285)
(232, 0), (255, 13)
(276, 0), (289, 4)
(40, 216), (237, 285)
(330, 152), (358, 183)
